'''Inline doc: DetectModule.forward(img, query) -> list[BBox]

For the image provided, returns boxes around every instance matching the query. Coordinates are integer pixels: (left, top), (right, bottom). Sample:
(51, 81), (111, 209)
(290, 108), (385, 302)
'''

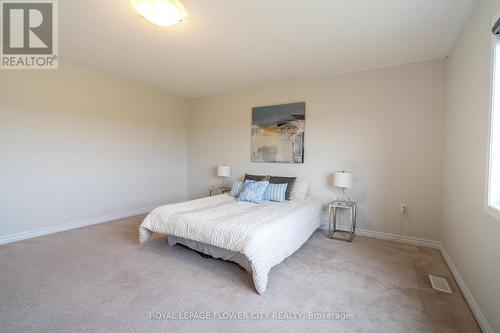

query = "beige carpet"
(0, 215), (479, 332)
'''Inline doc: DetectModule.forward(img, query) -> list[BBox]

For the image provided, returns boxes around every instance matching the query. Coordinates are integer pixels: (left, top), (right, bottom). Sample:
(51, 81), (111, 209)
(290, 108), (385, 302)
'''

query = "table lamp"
(217, 165), (231, 189)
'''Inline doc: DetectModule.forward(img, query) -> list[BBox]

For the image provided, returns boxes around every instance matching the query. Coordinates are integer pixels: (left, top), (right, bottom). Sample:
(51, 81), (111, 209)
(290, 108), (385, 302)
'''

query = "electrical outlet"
(400, 204), (408, 215)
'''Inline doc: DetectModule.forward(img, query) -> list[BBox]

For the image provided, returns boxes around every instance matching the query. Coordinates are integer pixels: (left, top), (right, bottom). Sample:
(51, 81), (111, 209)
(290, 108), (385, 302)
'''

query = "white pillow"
(290, 177), (309, 200)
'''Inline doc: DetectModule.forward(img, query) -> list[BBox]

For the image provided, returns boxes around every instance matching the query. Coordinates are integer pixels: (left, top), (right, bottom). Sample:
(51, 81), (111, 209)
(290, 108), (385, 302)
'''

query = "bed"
(139, 193), (324, 294)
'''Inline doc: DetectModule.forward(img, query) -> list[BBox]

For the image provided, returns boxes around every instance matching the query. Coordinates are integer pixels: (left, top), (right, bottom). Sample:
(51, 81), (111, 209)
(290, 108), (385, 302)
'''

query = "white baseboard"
(0, 205), (158, 245)
(319, 223), (441, 249)
(355, 227), (441, 249)
(439, 245), (493, 333)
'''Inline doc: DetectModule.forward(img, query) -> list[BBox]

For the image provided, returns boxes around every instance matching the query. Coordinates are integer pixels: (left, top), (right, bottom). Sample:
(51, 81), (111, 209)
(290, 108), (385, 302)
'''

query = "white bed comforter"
(139, 194), (324, 294)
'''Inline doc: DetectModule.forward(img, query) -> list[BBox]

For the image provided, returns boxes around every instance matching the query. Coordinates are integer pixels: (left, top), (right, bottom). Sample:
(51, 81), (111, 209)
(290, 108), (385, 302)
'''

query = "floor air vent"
(429, 274), (452, 293)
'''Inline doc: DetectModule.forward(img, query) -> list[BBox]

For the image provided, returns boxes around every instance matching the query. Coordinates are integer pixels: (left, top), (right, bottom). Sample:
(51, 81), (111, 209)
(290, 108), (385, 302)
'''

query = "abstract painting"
(251, 102), (305, 163)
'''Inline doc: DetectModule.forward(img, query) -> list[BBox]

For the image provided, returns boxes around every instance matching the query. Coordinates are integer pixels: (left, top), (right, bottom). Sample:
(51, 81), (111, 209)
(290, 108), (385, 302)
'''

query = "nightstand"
(328, 200), (357, 242)
(209, 185), (231, 196)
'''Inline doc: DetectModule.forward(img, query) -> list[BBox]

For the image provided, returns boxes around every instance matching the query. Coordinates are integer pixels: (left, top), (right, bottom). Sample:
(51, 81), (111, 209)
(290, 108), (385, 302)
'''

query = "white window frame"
(486, 12), (500, 221)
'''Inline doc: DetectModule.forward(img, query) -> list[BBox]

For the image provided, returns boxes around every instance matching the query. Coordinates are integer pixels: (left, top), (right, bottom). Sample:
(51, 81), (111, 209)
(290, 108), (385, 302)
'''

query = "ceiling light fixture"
(131, 0), (187, 27)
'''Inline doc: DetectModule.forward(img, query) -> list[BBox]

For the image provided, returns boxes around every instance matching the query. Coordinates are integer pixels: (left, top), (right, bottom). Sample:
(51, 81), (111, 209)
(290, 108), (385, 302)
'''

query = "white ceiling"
(60, 0), (478, 98)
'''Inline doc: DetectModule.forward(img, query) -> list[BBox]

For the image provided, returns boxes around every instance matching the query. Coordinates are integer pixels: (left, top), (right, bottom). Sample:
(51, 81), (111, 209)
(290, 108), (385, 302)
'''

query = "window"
(487, 18), (500, 219)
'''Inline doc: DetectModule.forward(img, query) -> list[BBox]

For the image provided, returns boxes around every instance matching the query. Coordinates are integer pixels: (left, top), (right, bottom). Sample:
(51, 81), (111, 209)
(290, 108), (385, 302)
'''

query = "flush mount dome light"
(132, 0), (187, 27)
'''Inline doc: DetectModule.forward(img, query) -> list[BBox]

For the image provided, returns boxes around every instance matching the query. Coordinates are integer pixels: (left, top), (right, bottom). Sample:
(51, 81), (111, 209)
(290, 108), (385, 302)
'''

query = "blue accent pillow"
(263, 183), (288, 202)
(229, 180), (244, 197)
(237, 180), (269, 203)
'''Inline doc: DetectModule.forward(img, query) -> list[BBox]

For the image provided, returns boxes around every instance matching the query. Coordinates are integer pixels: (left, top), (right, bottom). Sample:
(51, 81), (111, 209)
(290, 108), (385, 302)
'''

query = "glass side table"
(328, 200), (357, 242)
(209, 185), (231, 196)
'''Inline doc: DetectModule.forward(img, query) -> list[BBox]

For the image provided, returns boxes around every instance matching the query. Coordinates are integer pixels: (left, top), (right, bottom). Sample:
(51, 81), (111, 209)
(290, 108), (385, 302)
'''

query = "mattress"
(140, 194), (324, 293)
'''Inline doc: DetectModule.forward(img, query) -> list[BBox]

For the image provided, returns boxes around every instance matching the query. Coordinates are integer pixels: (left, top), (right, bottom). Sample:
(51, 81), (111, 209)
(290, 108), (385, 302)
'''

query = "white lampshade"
(333, 171), (352, 188)
(217, 165), (231, 177)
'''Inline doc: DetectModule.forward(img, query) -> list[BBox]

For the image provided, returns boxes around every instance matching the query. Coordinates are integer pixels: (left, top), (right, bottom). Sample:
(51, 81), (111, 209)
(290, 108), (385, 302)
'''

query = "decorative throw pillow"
(244, 173), (270, 181)
(229, 180), (244, 197)
(237, 180), (269, 203)
(263, 183), (288, 202)
(290, 177), (310, 200)
(269, 176), (296, 200)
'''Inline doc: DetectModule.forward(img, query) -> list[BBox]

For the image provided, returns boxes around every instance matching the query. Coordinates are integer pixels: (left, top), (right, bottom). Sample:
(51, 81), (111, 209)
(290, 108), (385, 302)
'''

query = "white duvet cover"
(139, 194), (324, 294)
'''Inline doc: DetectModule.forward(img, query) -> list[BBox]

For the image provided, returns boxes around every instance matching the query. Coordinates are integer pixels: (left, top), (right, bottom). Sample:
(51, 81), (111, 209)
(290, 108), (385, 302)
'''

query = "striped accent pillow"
(269, 176), (296, 200)
(263, 183), (288, 202)
(229, 180), (244, 197)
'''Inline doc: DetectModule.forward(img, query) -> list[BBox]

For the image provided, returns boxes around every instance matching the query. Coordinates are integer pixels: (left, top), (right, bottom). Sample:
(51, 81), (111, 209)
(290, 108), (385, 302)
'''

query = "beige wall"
(0, 64), (188, 237)
(442, 0), (500, 331)
(188, 59), (445, 241)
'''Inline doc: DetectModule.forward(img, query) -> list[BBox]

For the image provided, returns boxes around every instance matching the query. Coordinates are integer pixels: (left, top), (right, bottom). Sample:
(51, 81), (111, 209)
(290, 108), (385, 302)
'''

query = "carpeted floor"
(0, 215), (480, 332)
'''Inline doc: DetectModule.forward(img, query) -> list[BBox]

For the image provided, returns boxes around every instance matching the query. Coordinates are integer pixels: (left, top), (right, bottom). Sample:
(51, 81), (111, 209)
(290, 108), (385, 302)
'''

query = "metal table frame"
(209, 185), (231, 196)
(328, 200), (357, 242)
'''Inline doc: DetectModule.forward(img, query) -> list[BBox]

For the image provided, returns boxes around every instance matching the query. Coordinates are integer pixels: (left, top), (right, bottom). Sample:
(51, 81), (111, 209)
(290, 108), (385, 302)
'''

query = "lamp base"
(335, 188), (353, 206)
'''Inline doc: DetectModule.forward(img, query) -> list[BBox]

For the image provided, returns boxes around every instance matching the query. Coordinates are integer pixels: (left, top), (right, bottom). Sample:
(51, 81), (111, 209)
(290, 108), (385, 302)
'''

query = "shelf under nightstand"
(328, 200), (357, 242)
